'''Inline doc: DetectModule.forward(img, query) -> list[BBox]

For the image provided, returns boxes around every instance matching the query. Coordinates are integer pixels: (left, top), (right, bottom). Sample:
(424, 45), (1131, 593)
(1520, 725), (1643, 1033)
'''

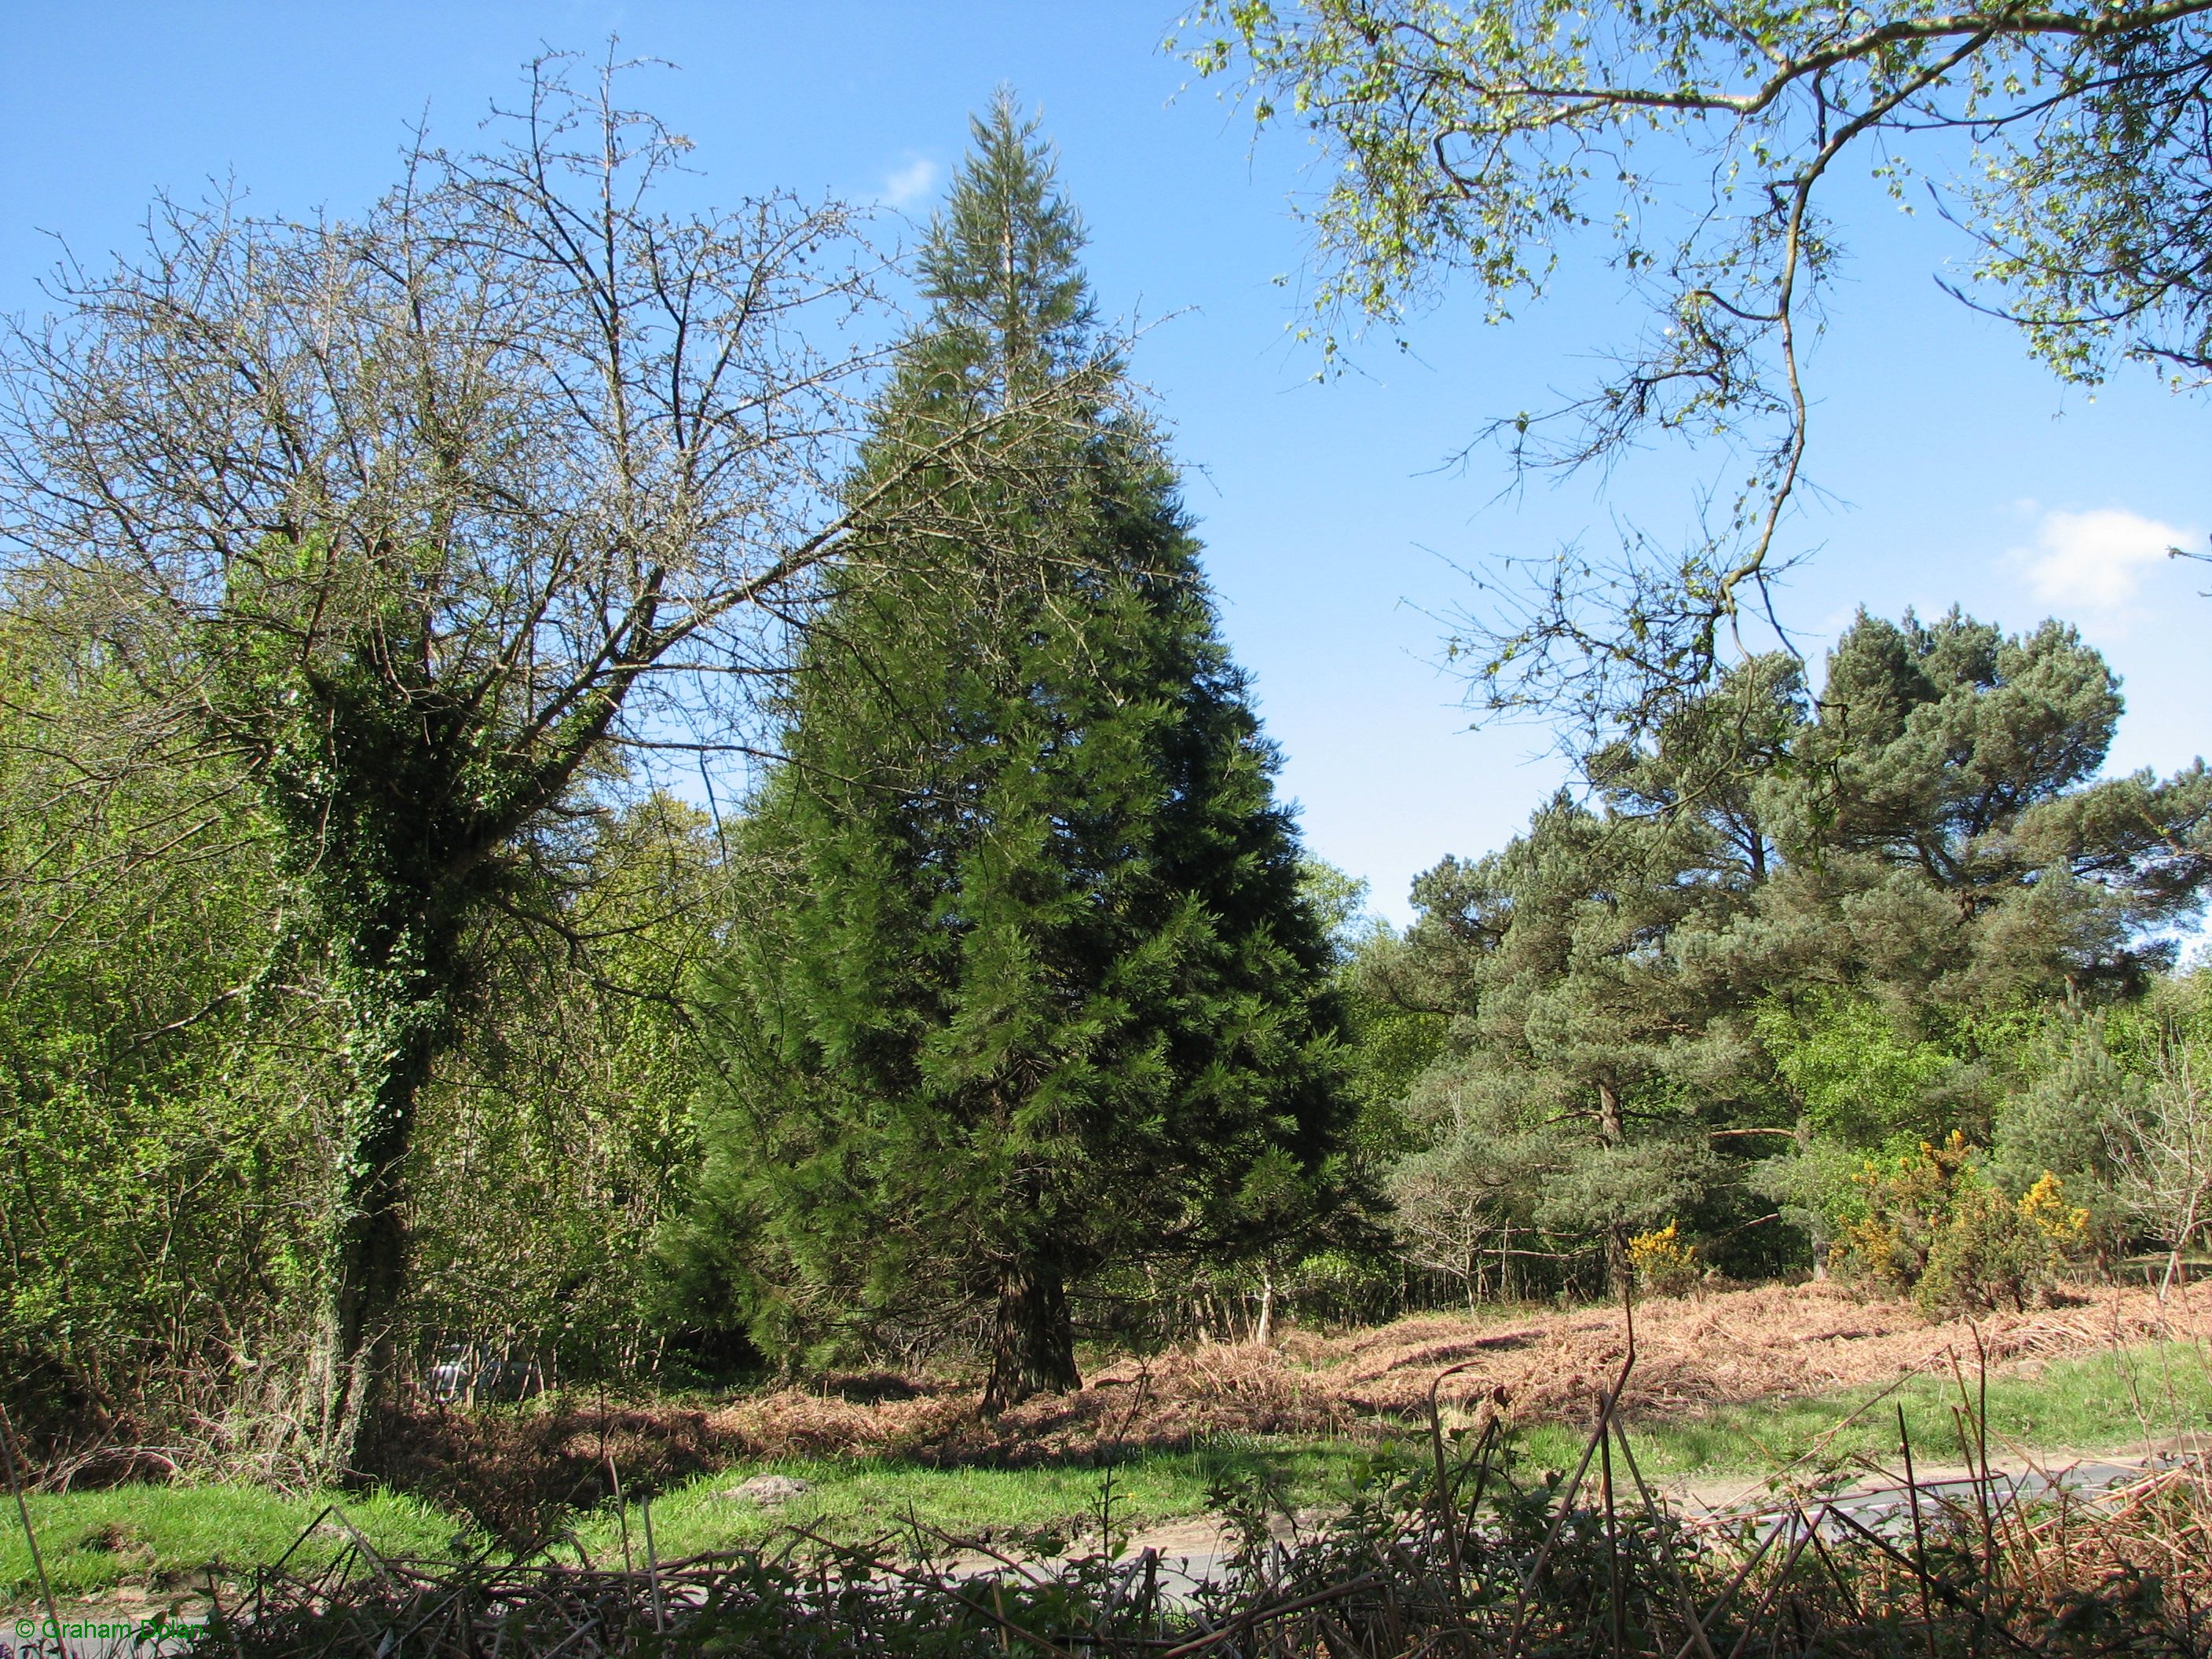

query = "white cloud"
(877, 156), (939, 211)
(2009, 507), (2195, 614)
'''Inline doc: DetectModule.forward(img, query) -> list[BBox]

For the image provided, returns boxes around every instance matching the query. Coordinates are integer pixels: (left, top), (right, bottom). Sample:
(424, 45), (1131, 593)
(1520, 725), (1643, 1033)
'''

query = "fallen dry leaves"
(387, 1278), (2210, 1533)
(1279, 1277), (2210, 1423)
(700, 1277), (2210, 1465)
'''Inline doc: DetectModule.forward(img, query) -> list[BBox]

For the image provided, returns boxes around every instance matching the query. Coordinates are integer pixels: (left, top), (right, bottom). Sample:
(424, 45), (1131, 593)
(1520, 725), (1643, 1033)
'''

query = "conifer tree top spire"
(917, 88), (1099, 394)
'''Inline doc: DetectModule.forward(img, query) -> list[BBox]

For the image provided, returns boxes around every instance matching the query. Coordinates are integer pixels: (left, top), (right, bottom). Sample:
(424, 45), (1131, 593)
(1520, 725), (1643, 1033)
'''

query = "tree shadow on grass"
(374, 1356), (1382, 1550)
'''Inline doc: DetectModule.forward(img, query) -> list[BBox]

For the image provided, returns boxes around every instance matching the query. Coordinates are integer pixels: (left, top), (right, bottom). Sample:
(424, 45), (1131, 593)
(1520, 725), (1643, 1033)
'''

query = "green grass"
(573, 1436), (1397, 1563)
(9, 1338), (2208, 1608)
(586, 1340), (2212, 1560)
(1, 1485), (473, 1609)
(1516, 1337), (2212, 1489)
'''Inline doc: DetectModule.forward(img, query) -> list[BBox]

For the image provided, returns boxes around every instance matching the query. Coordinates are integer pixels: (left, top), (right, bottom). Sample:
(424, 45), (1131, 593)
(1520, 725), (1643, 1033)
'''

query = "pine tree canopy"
(671, 94), (1358, 1409)
(1368, 607), (2211, 1292)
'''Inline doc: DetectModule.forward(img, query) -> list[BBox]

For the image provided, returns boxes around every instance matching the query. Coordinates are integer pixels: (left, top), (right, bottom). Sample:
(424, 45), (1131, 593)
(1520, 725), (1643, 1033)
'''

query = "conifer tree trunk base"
(982, 1265), (1079, 1413)
(1606, 1224), (1632, 1300)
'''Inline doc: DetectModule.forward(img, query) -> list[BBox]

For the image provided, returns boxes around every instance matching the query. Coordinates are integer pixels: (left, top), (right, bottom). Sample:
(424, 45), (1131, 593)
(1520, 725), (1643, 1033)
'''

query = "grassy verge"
(573, 1338), (2212, 1561)
(1518, 1335), (2212, 1489)
(569, 1435), (1393, 1565)
(8, 1337), (2207, 1608)
(1, 1485), (471, 1608)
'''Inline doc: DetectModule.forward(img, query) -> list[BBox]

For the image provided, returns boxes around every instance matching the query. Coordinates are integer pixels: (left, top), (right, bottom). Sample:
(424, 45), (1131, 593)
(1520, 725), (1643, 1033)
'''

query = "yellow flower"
(2018, 1170), (2089, 1247)
(1629, 1221), (1699, 1294)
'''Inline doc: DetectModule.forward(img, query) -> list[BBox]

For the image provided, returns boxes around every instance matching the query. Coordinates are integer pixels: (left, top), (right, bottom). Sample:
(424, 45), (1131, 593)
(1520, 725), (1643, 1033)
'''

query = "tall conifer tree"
(676, 96), (1354, 1408)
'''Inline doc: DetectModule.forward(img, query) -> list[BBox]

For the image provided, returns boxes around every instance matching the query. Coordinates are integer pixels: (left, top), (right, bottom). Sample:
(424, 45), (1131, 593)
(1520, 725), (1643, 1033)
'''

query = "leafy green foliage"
(1306, 864), (1436, 1178)
(0, 613), (335, 1455)
(1756, 995), (1955, 1148)
(1181, 1), (2212, 728)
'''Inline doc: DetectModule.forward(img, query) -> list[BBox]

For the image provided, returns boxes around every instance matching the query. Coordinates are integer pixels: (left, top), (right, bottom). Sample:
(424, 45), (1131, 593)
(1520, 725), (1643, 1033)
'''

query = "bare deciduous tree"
(0, 53), (1104, 1478)
(2107, 1031), (2212, 1302)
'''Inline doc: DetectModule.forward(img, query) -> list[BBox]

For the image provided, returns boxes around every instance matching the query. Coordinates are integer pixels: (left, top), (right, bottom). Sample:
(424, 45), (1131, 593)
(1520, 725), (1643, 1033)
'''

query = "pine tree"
(1389, 792), (1735, 1295)
(675, 95), (1355, 1409)
(1378, 610), (2212, 1293)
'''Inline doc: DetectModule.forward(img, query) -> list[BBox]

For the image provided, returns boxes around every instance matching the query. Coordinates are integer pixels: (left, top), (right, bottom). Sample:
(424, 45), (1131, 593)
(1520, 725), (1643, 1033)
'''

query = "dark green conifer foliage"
(678, 96), (1353, 1409)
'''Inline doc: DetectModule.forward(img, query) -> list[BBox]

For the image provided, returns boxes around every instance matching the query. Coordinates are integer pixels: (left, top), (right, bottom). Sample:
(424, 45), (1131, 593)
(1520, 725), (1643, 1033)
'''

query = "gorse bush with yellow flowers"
(1829, 1135), (2089, 1314)
(1627, 1221), (1701, 1297)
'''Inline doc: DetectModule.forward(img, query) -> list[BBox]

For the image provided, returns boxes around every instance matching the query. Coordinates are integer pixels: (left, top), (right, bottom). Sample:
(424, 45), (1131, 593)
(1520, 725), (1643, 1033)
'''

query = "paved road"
(1676, 1445), (2199, 1538)
(1031, 1443), (2206, 1599)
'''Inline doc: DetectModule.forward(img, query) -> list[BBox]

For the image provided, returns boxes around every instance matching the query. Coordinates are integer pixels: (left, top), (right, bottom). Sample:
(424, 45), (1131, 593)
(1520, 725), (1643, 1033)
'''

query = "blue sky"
(4, 2), (2206, 922)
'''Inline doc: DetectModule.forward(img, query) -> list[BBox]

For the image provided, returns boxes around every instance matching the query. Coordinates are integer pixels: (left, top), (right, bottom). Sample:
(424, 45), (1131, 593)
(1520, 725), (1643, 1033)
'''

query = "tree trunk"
(1597, 1079), (1632, 1295)
(982, 1260), (1079, 1412)
(315, 961), (449, 1481)
(1798, 1114), (1830, 1280)
(2159, 1193), (2199, 1304)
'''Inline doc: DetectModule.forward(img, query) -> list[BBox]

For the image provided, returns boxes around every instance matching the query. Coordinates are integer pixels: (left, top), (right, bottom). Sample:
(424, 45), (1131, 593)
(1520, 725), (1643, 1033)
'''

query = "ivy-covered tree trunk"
(317, 923), (459, 1480)
(983, 1258), (1079, 1412)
